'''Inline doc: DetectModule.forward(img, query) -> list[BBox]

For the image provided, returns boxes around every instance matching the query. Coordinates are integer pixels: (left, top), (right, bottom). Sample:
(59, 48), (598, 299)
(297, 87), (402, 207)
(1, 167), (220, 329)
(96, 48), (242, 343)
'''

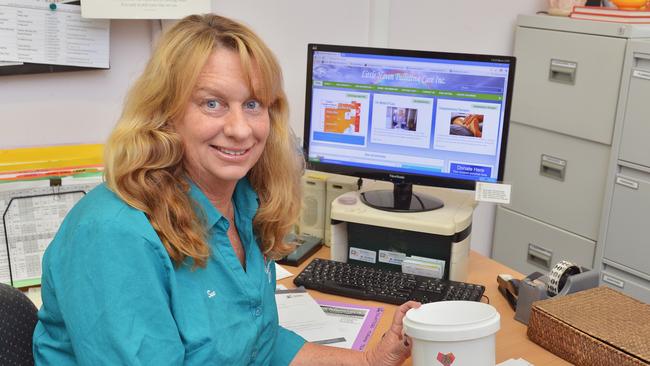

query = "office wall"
(388, 0), (546, 55)
(1, 1), (547, 255)
(0, 20), (153, 149)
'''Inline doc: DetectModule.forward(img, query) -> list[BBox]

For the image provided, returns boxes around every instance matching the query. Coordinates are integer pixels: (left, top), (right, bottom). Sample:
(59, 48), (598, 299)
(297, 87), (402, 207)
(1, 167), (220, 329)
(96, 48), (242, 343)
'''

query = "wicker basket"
(527, 286), (649, 366)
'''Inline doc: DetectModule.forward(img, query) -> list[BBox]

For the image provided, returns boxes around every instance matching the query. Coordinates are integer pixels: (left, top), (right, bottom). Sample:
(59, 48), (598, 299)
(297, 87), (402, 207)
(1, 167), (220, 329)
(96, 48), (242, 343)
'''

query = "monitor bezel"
(303, 43), (516, 191)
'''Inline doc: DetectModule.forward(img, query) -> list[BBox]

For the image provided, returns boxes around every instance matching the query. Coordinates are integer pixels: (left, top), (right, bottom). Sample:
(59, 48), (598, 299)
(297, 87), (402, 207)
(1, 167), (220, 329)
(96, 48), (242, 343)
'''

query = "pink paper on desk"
(316, 300), (384, 351)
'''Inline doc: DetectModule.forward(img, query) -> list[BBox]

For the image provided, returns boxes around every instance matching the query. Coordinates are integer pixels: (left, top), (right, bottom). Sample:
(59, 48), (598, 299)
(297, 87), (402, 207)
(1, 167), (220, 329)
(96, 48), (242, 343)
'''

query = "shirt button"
(254, 306), (262, 317)
(250, 349), (257, 360)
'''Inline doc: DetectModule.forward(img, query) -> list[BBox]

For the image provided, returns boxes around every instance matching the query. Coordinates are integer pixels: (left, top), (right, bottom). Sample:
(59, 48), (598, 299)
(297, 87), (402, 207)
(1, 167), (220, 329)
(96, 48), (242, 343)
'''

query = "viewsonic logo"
(388, 174), (405, 180)
(436, 352), (456, 366)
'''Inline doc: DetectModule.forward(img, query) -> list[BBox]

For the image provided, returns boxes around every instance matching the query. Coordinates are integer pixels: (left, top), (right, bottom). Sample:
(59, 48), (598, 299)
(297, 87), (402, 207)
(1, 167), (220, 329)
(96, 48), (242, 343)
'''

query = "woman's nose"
(223, 108), (252, 140)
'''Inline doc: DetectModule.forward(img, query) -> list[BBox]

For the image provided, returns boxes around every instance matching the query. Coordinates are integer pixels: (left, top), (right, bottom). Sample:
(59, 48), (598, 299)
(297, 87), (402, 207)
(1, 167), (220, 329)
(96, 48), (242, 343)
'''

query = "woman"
(33, 14), (419, 365)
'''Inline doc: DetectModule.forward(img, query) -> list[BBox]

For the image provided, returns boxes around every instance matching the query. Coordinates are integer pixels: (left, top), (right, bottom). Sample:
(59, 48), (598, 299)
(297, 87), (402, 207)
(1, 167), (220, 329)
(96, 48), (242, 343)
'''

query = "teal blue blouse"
(33, 179), (305, 365)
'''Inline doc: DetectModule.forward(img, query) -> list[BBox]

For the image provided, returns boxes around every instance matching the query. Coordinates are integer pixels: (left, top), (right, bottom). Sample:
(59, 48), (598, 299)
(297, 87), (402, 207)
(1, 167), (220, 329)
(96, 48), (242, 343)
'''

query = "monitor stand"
(360, 182), (444, 212)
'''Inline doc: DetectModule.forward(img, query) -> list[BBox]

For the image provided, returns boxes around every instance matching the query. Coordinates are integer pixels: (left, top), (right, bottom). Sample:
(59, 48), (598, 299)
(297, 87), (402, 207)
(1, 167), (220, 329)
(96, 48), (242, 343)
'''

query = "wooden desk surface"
(278, 247), (571, 365)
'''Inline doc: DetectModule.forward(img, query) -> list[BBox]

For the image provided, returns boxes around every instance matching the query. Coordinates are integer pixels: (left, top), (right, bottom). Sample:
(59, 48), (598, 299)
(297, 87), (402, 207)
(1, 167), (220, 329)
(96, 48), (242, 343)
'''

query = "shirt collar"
(188, 177), (259, 229)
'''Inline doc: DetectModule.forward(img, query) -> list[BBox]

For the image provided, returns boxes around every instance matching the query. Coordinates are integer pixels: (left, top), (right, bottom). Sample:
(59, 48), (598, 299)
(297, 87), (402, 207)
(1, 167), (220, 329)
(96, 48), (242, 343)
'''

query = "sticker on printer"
(475, 181), (511, 204)
(402, 256), (446, 279)
(349, 247), (377, 264)
(378, 250), (406, 265)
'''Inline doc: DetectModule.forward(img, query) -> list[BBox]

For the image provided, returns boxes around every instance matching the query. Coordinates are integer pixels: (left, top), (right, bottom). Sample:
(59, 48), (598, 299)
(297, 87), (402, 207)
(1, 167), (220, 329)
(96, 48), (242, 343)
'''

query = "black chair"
(0, 283), (38, 366)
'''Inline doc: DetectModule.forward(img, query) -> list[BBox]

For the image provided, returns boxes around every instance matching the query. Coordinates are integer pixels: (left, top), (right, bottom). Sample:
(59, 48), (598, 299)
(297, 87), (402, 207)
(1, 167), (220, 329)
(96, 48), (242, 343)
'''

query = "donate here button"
(450, 163), (492, 178)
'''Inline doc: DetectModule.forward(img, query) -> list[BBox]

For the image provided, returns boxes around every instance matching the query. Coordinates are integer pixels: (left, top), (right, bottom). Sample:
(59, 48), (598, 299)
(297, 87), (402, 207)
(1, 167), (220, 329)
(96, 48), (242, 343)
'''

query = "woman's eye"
(245, 100), (261, 110)
(206, 100), (220, 109)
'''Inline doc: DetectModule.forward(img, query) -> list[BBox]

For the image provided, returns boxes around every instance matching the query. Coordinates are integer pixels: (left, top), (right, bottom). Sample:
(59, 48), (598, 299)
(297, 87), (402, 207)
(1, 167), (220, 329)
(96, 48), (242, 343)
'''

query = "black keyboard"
(294, 258), (485, 305)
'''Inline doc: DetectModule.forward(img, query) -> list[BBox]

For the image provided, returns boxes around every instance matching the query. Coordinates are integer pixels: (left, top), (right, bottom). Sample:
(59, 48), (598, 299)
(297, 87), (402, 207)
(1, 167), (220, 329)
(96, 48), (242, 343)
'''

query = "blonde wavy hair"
(104, 14), (303, 267)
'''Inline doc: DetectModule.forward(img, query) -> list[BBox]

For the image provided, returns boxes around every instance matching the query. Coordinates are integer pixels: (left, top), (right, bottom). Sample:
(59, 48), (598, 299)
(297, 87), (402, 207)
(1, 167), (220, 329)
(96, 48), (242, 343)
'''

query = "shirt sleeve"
(34, 210), (184, 366)
(270, 325), (306, 366)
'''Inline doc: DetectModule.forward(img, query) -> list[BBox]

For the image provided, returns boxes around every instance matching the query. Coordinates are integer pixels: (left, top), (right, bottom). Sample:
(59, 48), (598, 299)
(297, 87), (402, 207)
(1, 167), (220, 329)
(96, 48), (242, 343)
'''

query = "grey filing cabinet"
(492, 14), (650, 291)
(596, 39), (650, 303)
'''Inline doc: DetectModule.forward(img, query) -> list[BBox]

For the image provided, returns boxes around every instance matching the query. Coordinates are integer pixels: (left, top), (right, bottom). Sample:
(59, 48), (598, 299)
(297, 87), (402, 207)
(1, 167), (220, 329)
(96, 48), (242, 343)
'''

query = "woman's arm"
(34, 214), (184, 365)
(290, 301), (420, 366)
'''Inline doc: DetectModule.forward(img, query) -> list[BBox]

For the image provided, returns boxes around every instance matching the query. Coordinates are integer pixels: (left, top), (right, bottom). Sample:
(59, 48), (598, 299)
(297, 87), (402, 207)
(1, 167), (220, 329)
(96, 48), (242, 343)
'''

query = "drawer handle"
(540, 154), (566, 181)
(528, 243), (552, 270)
(616, 175), (639, 190)
(602, 274), (625, 289)
(633, 52), (650, 70)
(632, 69), (650, 81)
(549, 59), (577, 85)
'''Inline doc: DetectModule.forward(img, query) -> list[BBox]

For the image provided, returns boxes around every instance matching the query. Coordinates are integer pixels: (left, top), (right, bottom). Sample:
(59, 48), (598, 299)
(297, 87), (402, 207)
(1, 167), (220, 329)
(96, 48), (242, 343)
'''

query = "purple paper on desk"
(316, 300), (384, 351)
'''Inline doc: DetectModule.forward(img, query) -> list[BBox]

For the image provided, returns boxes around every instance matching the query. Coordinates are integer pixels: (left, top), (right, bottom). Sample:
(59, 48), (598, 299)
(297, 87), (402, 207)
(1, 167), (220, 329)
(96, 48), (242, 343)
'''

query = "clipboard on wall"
(0, 1), (110, 77)
(1, 186), (88, 288)
(0, 144), (104, 287)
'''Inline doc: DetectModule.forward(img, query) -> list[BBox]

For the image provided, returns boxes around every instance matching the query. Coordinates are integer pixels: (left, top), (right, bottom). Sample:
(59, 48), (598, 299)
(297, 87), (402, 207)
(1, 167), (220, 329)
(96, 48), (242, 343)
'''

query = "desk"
(278, 247), (571, 366)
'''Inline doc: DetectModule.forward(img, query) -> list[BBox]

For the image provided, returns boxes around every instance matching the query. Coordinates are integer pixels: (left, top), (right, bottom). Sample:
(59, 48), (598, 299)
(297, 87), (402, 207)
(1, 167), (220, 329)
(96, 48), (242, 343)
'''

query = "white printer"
(329, 184), (476, 282)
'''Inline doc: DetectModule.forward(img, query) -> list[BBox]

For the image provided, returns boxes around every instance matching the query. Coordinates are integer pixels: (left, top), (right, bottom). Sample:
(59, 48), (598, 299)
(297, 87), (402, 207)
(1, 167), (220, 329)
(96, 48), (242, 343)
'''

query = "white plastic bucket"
(403, 301), (500, 366)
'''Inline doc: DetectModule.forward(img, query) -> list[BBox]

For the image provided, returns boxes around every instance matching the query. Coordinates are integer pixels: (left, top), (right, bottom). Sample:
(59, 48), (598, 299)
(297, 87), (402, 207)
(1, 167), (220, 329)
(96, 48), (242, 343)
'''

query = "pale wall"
(0, 1), (548, 255)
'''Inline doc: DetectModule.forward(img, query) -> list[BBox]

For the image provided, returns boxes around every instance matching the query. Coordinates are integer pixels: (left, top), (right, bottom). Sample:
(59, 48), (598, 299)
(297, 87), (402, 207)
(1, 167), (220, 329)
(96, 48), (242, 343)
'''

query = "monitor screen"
(303, 44), (516, 211)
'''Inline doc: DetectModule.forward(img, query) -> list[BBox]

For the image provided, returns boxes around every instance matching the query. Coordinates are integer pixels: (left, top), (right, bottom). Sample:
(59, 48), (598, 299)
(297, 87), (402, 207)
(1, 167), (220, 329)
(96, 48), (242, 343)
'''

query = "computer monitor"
(303, 44), (516, 212)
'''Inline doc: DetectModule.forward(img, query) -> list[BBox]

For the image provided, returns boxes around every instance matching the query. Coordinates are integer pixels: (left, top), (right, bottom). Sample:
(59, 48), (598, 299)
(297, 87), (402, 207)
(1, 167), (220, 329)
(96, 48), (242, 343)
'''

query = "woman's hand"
(364, 301), (421, 366)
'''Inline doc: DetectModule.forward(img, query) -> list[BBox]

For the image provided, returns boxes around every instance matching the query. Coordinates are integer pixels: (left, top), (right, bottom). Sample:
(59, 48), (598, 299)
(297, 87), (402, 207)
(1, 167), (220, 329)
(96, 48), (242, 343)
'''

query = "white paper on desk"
(497, 358), (534, 366)
(275, 263), (293, 281)
(276, 290), (345, 345)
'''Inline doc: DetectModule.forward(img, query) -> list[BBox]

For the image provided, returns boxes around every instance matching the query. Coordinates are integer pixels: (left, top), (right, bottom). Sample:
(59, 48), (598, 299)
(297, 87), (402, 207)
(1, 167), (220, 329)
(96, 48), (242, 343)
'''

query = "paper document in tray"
(276, 289), (344, 345)
(317, 300), (383, 351)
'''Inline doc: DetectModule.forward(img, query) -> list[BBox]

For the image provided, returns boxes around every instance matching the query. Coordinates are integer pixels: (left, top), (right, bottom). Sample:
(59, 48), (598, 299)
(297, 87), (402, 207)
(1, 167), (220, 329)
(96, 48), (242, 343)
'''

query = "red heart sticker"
(436, 352), (456, 366)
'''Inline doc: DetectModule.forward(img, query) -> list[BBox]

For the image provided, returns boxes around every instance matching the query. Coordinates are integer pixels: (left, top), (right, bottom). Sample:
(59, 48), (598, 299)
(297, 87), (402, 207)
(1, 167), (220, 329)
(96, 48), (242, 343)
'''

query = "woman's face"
(175, 48), (270, 190)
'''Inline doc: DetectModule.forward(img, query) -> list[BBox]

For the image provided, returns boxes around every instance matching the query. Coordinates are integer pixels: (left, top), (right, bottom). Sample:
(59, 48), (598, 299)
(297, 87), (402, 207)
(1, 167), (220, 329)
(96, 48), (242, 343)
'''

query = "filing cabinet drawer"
(601, 264), (650, 304)
(603, 166), (650, 276)
(503, 122), (610, 240)
(492, 206), (595, 276)
(512, 26), (625, 144)
(619, 49), (650, 168)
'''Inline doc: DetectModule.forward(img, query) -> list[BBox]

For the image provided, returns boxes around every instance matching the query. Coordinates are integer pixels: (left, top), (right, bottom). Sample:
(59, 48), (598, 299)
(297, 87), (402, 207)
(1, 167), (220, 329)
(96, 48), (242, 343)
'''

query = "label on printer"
(378, 250), (406, 265)
(402, 256), (446, 279)
(349, 247), (377, 264)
